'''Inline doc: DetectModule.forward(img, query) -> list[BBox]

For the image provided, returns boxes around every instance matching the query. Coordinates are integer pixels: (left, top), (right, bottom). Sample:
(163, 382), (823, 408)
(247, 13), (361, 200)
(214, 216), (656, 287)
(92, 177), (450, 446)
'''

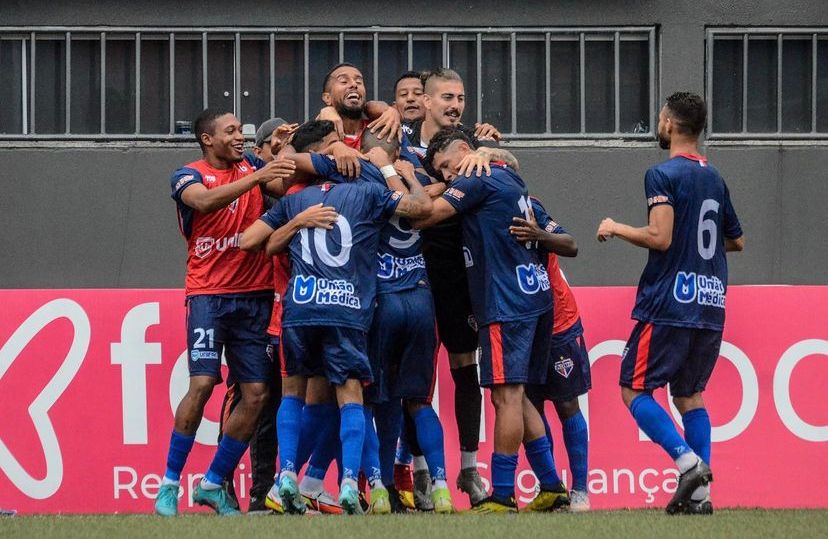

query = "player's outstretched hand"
(297, 203), (339, 230)
(317, 106), (345, 140)
(457, 149), (492, 178)
(597, 217), (617, 242)
(257, 157), (296, 183)
(271, 123), (299, 154)
(330, 142), (366, 177)
(474, 122), (502, 141)
(368, 106), (402, 143)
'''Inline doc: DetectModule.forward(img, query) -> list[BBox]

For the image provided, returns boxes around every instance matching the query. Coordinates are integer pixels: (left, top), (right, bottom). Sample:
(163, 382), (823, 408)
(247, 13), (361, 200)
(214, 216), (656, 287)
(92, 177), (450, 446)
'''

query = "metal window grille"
(707, 28), (828, 139)
(0, 26), (656, 140)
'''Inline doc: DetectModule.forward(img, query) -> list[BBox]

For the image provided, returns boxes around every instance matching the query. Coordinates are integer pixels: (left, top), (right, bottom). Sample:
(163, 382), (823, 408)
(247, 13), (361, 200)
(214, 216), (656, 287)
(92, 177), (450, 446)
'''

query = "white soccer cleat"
(568, 489), (590, 512)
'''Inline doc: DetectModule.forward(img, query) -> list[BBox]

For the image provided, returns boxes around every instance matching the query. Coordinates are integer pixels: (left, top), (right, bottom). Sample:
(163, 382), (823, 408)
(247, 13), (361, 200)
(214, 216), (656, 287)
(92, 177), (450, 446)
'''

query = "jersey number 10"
(298, 216), (352, 268)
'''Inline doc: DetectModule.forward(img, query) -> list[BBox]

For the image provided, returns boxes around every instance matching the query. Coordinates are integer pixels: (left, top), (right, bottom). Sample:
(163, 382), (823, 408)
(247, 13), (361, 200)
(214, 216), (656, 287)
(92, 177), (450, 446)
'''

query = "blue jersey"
(311, 153), (428, 294)
(260, 180), (401, 331)
(441, 165), (552, 326)
(632, 154), (743, 330)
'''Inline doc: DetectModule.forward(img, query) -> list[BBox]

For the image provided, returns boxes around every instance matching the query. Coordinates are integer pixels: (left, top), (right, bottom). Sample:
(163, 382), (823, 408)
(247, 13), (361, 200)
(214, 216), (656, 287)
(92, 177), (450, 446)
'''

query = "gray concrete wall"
(1, 0), (827, 287)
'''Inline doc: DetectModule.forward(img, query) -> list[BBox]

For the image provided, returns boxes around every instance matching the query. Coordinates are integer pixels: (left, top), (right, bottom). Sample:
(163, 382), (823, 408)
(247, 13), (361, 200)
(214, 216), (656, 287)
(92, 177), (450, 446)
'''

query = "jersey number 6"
(697, 199), (719, 260)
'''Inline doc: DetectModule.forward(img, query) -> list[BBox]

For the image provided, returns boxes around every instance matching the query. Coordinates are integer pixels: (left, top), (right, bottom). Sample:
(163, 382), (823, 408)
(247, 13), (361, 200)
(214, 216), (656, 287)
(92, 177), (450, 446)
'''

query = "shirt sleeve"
(310, 152), (350, 184)
(368, 183), (402, 221)
(244, 151), (266, 170)
(644, 167), (674, 210)
(530, 198), (566, 234)
(170, 167), (202, 205)
(260, 198), (289, 230)
(722, 183), (743, 240)
(441, 175), (487, 214)
(399, 133), (424, 168)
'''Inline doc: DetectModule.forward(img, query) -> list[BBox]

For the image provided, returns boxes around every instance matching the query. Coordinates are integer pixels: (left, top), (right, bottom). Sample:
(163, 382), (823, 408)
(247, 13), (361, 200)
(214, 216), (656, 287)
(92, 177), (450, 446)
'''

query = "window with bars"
(0, 27), (655, 140)
(707, 28), (828, 138)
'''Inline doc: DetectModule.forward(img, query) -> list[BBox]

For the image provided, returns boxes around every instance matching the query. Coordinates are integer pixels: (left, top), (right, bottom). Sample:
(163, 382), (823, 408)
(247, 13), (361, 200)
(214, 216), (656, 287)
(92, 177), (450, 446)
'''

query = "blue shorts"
(280, 325), (372, 386)
(366, 284), (438, 404)
(478, 309), (553, 387)
(619, 321), (723, 398)
(526, 319), (592, 402)
(186, 293), (273, 384)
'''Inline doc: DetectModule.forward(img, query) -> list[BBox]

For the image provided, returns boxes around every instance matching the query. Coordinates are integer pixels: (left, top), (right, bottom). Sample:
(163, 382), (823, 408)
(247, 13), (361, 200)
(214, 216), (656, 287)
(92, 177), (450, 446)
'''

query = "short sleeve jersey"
(632, 154), (743, 330)
(170, 154), (273, 296)
(267, 182), (307, 337)
(530, 198), (581, 335)
(310, 153), (427, 294)
(441, 165), (553, 326)
(260, 181), (401, 331)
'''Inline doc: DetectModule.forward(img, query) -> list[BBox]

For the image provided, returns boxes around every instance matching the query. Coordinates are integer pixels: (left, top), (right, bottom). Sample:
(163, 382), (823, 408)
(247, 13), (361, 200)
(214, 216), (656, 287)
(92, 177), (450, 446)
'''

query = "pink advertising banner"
(0, 286), (825, 513)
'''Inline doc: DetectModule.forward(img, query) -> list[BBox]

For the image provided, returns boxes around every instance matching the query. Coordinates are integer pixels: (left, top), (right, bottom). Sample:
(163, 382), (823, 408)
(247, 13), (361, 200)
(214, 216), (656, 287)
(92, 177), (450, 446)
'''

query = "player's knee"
(241, 383), (269, 410)
(672, 393), (704, 414)
(187, 376), (218, 403)
(281, 375), (307, 399)
(490, 384), (524, 410)
(448, 351), (476, 369)
(553, 398), (580, 419)
(621, 386), (642, 409)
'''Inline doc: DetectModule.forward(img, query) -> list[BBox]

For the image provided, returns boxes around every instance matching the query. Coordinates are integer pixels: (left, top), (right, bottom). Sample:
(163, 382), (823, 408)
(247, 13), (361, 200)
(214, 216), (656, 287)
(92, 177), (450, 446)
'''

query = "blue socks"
(276, 395), (304, 473)
(524, 436), (562, 491)
(629, 394), (695, 468)
(361, 407), (382, 487)
(413, 406), (447, 481)
(374, 402), (402, 486)
(491, 453), (519, 500)
(307, 408), (341, 480)
(295, 403), (330, 470)
(562, 412), (589, 492)
(204, 434), (248, 487)
(164, 431), (196, 482)
(339, 403), (365, 482)
(682, 408), (711, 464)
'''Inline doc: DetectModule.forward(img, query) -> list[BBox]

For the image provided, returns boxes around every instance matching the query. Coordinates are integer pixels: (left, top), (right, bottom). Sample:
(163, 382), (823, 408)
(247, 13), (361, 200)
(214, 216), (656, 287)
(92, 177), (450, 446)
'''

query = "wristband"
(380, 165), (398, 179)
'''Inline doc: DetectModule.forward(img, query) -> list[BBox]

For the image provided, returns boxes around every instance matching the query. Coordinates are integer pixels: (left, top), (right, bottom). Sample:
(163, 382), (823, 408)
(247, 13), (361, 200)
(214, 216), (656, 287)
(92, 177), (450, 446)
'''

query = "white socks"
(413, 455), (428, 473)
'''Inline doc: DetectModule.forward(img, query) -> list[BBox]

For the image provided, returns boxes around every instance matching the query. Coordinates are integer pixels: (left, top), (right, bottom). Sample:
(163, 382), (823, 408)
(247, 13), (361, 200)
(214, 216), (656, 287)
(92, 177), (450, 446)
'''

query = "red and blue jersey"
(441, 164), (552, 326)
(260, 180), (401, 331)
(632, 154), (743, 330)
(310, 153), (428, 294)
(170, 155), (273, 296)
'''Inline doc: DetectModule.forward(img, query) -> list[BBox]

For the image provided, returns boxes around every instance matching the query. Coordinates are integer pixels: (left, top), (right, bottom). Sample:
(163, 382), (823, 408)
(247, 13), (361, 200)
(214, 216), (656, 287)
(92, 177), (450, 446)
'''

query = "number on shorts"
(193, 327), (214, 349)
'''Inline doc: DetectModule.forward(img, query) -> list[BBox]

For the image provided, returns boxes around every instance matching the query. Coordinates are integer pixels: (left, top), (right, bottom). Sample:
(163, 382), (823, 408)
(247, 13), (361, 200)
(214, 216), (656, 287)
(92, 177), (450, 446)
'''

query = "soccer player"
(596, 92), (744, 515)
(417, 127), (569, 513)
(154, 109), (297, 516)
(246, 140), (433, 515)
(510, 199), (591, 511)
(393, 70), (425, 122)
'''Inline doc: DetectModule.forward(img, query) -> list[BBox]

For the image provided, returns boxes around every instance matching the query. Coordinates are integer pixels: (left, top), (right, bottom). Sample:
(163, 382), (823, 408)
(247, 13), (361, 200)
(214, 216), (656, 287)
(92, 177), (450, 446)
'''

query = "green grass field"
(2, 510), (826, 539)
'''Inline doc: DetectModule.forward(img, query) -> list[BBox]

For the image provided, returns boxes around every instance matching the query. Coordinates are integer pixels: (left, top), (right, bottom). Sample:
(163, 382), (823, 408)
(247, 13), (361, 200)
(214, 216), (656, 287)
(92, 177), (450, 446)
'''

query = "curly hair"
(423, 127), (473, 181)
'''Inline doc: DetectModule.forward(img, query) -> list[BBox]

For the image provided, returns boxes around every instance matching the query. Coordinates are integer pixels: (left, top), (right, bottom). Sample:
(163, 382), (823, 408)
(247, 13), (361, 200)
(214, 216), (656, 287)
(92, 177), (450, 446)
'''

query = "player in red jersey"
(154, 109), (296, 517)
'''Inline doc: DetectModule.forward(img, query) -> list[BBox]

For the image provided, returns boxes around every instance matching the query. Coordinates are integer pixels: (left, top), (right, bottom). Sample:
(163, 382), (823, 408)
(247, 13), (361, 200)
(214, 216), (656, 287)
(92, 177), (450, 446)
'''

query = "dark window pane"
(781, 38), (812, 133)
(140, 38), (169, 134)
(70, 37), (101, 134)
(712, 38), (743, 133)
(516, 40), (544, 133)
(620, 40), (649, 133)
(449, 38), (478, 126)
(481, 39), (511, 132)
(240, 38), (269, 126)
(747, 38), (777, 132)
(207, 39), (234, 118)
(819, 40), (828, 132)
(378, 39), (407, 103)
(106, 37), (135, 134)
(412, 39), (441, 72)
(35, 39), (66, 134)
(344, 39), (374, 99)
(174, 37), (203, 129)
(584, 39), (614, 132)
(0, 39), (24, 133)
(549, 40), (580, 133)
(309, 39), (337, 115)
(274, 39), (303, 124)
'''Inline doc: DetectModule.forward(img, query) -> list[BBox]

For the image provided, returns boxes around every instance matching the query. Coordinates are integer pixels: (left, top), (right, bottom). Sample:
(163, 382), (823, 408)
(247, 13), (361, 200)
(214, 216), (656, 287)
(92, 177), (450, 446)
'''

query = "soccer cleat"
(413, 469), (434, 511)
(568, 490), (590, 512)
(456, 467), (488, 506)
(339, 481), (365, 515)
(522, 486), (570, 513)
(277, 474), (307, 515)
(264, 483), (285, 514)
(247, 494), (270, 514)
(369, 487), (391, 515)
(683, 495), (714, 515)
(223, 479), (240, 510)
(431, 486), (455, 514)
(192, 484), (241, 516)
(154, 483), (179, 517)
(394, 463), (415, 510)
(666, 459), (713, 515)
(468, 495), (518, 514)
(385, 486), (409, 513)
(302, 489), (344, 514)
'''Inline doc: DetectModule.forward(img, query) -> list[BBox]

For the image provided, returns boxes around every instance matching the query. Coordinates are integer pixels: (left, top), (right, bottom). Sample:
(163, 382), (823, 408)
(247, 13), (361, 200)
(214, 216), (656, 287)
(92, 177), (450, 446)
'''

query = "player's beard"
(657, 132), (671, 150)
(336, 102), (364, 120)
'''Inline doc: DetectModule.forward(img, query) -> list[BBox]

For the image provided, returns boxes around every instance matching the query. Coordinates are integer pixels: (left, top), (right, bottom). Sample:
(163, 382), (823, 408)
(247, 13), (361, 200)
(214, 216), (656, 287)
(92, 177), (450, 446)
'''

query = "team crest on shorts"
(554, 357), (574, 378)
(266, 344), (274, 362)
(190, 349), (200, 362)
(467, 315), (478, 332)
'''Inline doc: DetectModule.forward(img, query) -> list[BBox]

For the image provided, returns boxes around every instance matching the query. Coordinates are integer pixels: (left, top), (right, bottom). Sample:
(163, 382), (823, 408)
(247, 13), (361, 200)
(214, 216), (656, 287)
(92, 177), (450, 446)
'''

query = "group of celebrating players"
(154, 61), (744, 518)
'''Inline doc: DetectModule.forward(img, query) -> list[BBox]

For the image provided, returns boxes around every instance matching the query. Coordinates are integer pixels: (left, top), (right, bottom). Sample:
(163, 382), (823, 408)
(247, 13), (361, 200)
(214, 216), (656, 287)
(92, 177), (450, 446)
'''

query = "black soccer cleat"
(682, 496), (714, 515)
(385, 486), (409, 514)
(665, 459), (713, 515)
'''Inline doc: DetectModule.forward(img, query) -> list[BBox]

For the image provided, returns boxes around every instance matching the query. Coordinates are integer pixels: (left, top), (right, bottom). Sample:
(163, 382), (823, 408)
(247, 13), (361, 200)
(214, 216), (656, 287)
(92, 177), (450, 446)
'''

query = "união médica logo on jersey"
(292, 275), (361, 309)
(377, 253), (426, 280)
(673, 271), (726, 308)
(516, 263), (551, 295)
